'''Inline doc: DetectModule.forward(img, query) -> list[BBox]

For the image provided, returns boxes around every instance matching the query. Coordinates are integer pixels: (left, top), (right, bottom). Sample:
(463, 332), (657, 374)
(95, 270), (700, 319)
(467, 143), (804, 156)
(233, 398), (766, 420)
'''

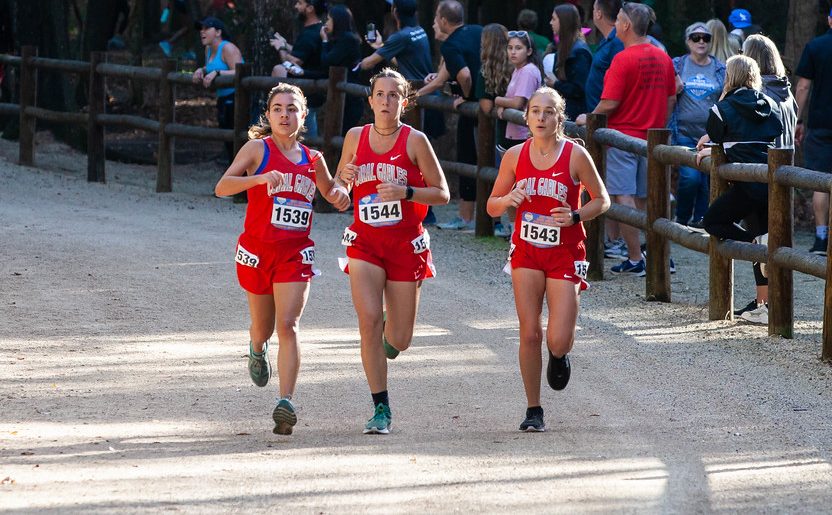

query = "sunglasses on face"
(689, 34), (711, 43)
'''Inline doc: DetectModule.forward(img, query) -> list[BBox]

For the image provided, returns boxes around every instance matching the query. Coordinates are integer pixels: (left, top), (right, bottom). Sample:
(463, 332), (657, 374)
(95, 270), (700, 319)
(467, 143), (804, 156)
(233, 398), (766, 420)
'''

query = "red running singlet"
(511, 139), (586, 247)
(350, 124), (427, 231)
(243, 137), (318, 243)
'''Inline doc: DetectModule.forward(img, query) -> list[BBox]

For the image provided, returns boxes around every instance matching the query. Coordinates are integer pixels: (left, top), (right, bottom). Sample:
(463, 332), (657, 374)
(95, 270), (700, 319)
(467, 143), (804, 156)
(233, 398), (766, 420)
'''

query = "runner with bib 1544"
(336, 68), (450, 435)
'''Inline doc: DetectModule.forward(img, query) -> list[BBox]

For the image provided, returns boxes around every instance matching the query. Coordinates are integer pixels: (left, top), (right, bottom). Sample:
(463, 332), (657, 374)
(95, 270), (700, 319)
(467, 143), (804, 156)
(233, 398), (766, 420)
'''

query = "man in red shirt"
(577, 3), (675, 274)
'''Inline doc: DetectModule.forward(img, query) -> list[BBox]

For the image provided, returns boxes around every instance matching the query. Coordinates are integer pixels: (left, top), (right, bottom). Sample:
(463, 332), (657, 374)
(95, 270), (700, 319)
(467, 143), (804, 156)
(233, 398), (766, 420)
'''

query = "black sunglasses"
(689, 34), (711, 43)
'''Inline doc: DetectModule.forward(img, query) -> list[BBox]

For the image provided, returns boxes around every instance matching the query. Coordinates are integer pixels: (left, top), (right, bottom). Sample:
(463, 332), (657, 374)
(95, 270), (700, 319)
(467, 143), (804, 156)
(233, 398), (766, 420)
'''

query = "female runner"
(487, 87), (609, 432)
(215, 83), (350, 435)
(336, 68), (450, 434)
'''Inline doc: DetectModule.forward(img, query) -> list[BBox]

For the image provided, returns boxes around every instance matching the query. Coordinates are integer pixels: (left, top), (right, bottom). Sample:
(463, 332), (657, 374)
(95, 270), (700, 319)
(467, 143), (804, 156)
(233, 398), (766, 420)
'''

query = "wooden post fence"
(156, 58), (176, 193)
(87, 51), (106, 183)
(18, 46), (36, 167)
(233, 62), (252, 157)
(708, 145), (733, 320)
(475, 108), (495, 238)
(585, 113), (607, 281)
(767, 148), (795, 338)
(645, 128), (671, 302)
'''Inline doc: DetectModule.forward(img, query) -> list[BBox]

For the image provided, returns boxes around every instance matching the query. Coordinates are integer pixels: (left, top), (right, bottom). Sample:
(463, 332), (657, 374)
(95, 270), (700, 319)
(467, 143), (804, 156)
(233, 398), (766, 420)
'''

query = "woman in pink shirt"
(495, 31), (543, 148)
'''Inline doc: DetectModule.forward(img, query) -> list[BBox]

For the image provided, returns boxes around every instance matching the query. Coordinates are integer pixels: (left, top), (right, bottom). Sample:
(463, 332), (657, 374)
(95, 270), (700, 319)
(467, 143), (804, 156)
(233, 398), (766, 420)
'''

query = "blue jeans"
(675, 134), (709, 224)
(304, 108), (319, 139)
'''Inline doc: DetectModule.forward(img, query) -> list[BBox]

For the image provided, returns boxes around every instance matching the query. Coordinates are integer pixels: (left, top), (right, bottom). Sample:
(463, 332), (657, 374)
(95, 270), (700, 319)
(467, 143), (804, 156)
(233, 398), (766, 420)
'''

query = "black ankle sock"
(526, 406), (543, 417)
(372, 390), (389, 407)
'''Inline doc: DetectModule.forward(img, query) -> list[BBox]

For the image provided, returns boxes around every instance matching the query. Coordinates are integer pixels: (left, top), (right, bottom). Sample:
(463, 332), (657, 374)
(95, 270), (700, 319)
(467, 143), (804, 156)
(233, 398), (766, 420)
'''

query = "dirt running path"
(2, 138), (832, 513)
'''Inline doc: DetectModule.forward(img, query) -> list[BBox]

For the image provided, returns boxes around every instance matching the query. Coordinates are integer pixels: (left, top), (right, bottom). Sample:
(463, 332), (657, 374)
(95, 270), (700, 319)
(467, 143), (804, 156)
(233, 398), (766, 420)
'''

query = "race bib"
(341, 227), (358, 246)
(519, 212), (560, 247)
(299, 246), (315, 265)
(235, 244), (260, 268)
(271, 198), (312, 231)
(411, 231), (430, 254)
(358, 194), (402, 227)
(574, 260), (589, 280)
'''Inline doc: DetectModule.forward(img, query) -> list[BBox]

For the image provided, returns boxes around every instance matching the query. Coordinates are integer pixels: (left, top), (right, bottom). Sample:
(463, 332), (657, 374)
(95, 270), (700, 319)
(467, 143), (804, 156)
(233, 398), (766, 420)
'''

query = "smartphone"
(366, 23), (377, 43)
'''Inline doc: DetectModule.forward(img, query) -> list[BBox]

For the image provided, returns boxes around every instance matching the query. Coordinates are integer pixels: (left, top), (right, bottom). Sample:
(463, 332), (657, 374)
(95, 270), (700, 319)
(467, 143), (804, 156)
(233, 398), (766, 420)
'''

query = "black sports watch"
(571, 210), (581, 225)
(405, 186), (415, 200)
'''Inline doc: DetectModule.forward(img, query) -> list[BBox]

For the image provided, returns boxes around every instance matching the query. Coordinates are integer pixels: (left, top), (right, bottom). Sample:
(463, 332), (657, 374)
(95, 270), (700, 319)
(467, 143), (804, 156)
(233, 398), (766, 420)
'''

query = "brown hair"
(742, 34), (786, 78)
(369, 67), (415, 113)
(248, 83), (308, 140)
(437, 0), (464, 25)
(723, 55), (762, 98)
(554, 3), (582, 81)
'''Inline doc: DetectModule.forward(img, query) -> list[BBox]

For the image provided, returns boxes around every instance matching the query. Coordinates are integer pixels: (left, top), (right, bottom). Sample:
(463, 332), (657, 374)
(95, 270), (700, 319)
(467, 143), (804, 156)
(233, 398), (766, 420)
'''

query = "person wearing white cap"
(670, 21), (725, 228)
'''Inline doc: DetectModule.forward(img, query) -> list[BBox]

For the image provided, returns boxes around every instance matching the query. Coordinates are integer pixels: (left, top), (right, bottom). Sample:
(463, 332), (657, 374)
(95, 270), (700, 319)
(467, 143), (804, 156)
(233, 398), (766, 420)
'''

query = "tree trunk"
(80, 0), (120, 60)
(783, 0), (818, 73)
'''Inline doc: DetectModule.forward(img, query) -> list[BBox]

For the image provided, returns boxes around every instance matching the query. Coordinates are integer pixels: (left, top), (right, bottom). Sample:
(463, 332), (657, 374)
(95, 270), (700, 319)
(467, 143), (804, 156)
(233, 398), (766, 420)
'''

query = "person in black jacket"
(696, 55), (783, 325)
(542, 3), (592, 121)
(320, 4), (363, 133)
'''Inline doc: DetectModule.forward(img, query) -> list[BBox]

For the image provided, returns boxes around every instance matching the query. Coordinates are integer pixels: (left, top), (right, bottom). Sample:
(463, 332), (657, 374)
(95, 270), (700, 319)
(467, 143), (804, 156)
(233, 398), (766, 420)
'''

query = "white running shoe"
(740, 303), (768, 325)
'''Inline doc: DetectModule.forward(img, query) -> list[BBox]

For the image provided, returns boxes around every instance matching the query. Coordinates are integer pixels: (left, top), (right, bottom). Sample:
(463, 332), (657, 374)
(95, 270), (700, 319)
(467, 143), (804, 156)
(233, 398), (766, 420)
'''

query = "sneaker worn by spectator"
(604, 238), (628, 258)
(437, 216), (474, 230)
(272, 397), (297, 435)
(611, 259), (645, 274)
(248, 341), (270, 387)
(493, 221), (512, 238)
(809, 236), (828, 256)
(364, 403), (392, 434)
(519, 407), (545, 432)
(740, 302), (768, 324)
(734, 299), (758, 316)
(638, 244), (677, 276)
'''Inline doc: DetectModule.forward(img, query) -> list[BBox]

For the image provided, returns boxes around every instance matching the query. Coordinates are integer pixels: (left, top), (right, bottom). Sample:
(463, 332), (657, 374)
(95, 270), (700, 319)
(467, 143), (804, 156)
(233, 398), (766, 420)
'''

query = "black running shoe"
(809, 236), (828, 256)
(519, 408), (545, 432)
(733, 299), (758, 317)
(546, 351), (571, 391)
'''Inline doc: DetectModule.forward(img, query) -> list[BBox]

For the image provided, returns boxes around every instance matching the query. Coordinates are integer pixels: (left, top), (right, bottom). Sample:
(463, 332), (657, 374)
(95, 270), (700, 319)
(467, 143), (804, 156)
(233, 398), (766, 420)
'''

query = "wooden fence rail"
(2, 47), (831, 360)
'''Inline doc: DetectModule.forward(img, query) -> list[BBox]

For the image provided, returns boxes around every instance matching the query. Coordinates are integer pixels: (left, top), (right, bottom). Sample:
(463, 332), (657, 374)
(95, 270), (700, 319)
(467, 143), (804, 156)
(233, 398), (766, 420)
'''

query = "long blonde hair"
(742, 34), (786, 77)
(706, 18), (739, 63)
(722, 55), (762, 98)
(248, 83), (308, 140)
(480, 23), (512, 96)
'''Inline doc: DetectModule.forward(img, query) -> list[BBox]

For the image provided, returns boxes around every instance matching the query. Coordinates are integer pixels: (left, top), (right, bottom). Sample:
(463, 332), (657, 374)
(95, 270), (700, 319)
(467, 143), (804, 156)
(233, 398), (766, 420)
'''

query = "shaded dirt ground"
(2, 136), (832, 513)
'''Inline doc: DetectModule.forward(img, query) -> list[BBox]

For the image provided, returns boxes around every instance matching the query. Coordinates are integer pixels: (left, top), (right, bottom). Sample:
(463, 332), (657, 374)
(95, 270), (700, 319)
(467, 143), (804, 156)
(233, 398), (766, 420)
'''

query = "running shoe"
(158, 40), (172, 57)
(734, 299), (758, 317)
(248, 341), (270, 387)
(519, 409), (545, 432)
(639, 244), (676, 275)
(436, 216), (474, 230)
(611, 259), (645, 274)
(493, 221), (512, 238)
(809, 236), (828, 256)
(272, 398), (297, 435)
(363, 403), (392, 434)
(546, 351), (571, 391)
(740, 303), (768, 325)
(382, 311), (399, 360)
(604, 238), (628, 258)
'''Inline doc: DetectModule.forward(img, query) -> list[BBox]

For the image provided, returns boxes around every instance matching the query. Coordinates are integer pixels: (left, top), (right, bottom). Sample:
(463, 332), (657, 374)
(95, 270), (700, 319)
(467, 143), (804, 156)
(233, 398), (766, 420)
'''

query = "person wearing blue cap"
(795, 8), (832, 256)
(728, 8), (761, 45)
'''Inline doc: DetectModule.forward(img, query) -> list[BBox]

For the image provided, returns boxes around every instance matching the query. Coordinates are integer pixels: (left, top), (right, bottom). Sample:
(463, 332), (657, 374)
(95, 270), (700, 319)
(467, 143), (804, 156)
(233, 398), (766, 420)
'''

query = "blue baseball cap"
(729, 9), (752, 29)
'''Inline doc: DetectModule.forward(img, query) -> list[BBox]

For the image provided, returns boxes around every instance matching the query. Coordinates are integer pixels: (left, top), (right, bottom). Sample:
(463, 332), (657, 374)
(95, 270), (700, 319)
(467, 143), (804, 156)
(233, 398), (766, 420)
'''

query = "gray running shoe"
(272, 398), (298, 435)
(248, 341), (270, 387)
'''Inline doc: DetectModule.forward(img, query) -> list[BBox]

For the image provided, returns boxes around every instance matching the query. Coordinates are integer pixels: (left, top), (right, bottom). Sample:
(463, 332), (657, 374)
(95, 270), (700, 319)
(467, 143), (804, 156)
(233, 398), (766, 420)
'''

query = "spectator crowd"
(187, 0), (832, 326)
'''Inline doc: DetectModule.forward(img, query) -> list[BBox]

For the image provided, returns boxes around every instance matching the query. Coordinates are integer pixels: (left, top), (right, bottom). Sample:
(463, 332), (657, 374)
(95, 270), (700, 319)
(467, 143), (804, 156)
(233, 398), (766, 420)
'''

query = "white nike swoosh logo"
(563, 274), (572, 278)
(390, 154), (401, 160)
(552, 172), (563, 177)
(301, 273), (311, 277)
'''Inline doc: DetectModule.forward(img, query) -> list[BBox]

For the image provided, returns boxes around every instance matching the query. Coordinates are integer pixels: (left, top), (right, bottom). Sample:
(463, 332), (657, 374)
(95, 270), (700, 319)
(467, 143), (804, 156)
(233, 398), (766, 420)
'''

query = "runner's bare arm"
(215, 140), (284, 197)
(379, 130), (448, 205)
(334, 127), (363, 191)
(311, 150), (350, 211)
(486, 145), (528, 217)
(565, 144), (610, 223)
